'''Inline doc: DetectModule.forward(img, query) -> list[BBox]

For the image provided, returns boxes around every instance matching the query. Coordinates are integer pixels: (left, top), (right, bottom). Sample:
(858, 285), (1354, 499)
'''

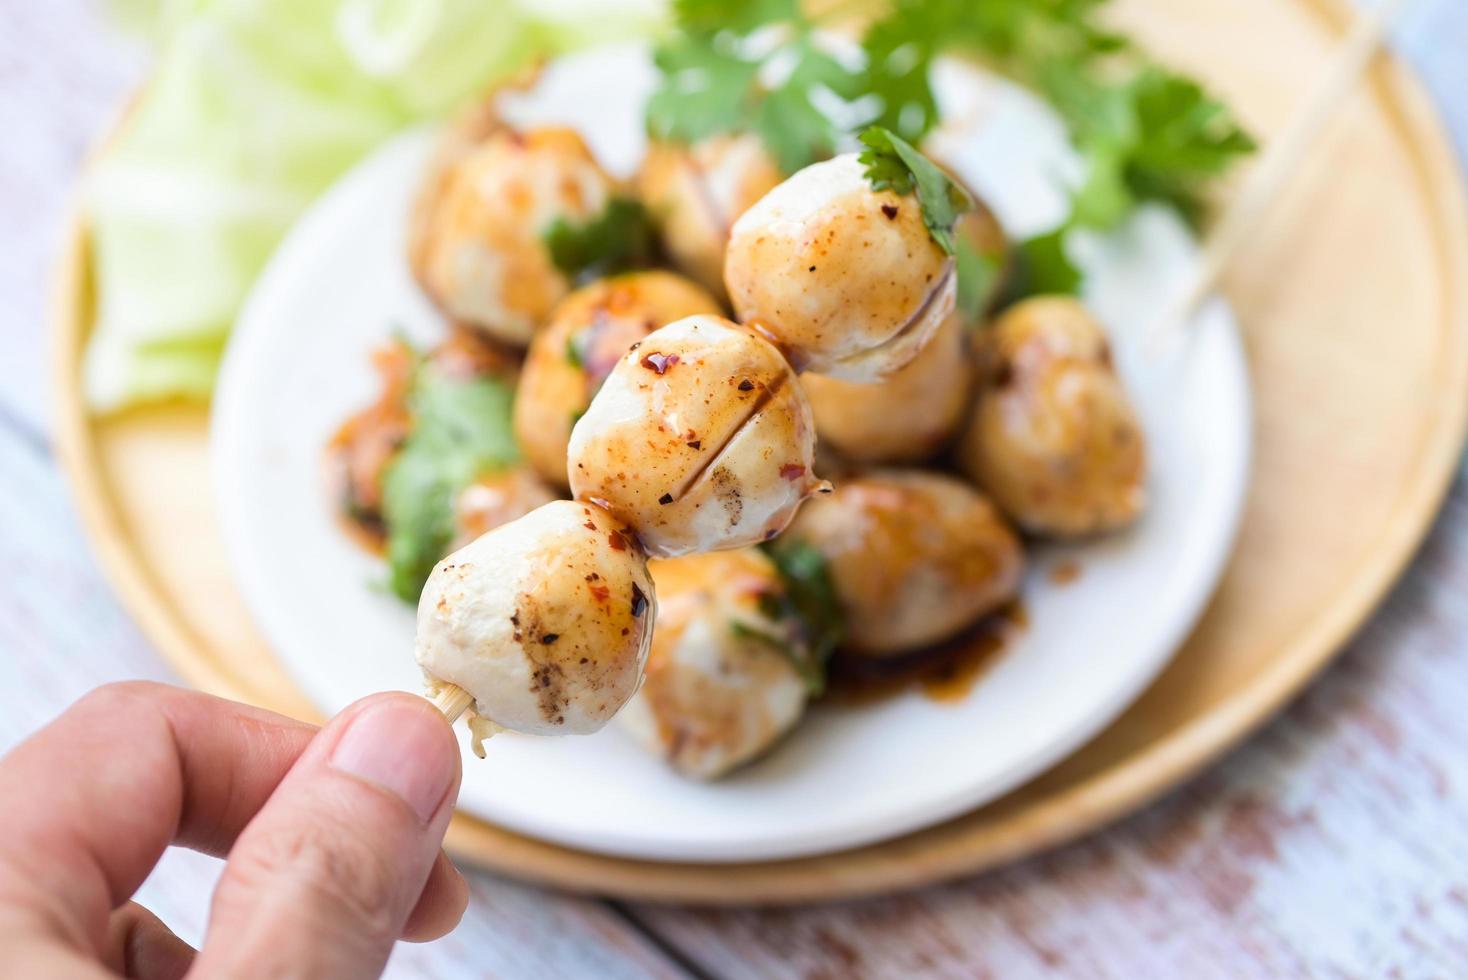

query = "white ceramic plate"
(214, 44), (1250, 862)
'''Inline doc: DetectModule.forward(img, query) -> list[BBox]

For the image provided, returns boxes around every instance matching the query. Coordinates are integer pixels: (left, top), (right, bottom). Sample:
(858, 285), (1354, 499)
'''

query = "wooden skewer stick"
(431, 683), (474, 724)
(1145, 0), (1415, 355)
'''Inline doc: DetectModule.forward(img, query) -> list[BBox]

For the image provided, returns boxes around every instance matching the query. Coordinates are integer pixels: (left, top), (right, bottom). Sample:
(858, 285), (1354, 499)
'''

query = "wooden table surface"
(4, 2), (1467, 976)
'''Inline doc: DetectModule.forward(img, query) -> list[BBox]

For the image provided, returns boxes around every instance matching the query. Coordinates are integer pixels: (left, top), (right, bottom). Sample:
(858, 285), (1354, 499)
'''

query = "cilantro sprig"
(858, 126), (972, 254)
(544, 197), (658, 284)
(732, 538), (845, 695)
(381, 356), (519, 602)
(861, 0), (1255, 297)
(645, 0), (866, 173)
(734, 536), (851, 695)
(646, 0), (1253, 300)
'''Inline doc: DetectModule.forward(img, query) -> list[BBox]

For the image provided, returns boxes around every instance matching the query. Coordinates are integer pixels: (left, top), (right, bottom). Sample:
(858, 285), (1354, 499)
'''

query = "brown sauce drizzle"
(824, 602), (1027, 707)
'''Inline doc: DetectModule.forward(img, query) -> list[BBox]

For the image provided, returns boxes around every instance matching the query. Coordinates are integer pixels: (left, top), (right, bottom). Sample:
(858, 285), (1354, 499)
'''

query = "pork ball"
(567, 315), (825, 558)
(801, 309), (974, 465)
(782, 470), (1024, 656)
(617, 550), (808, 779)
(639, 134), (783, 299)
(412, 126), (615, 346)
(957, 297), (1146, 535)
(415, 500), (655, 743)
(513, 272), (722, 488)
(724, 153), (956, 381)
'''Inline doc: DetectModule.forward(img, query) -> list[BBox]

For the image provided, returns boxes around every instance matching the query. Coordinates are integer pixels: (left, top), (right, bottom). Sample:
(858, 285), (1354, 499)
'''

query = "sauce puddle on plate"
(824, 602), (1027, 706)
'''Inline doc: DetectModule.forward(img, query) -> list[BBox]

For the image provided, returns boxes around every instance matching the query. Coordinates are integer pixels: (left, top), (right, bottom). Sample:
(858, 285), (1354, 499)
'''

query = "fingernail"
(330, 699), (457, 823)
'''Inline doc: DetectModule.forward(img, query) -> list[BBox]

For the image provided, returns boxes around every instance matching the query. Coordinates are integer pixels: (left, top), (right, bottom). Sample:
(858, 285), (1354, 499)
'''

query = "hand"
(0, 682), (467, 979)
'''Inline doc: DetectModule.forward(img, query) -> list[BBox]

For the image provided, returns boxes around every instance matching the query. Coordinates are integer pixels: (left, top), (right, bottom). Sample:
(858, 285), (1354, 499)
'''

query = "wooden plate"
(52, 0), (1468, 904)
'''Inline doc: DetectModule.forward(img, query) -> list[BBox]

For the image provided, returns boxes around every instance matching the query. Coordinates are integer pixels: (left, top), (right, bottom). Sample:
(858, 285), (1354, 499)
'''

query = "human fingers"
(104, 903), (195, 980)
(192, 693), (461, 979)
(0, 682), (315, 959)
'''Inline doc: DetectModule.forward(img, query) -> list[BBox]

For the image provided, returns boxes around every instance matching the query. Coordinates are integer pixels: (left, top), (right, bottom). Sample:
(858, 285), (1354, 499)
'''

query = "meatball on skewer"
(799, 189), (1008, 464)
(514, 271), (721, 488)
(567, 314), (828, 558)
(724, 152), (957, 381)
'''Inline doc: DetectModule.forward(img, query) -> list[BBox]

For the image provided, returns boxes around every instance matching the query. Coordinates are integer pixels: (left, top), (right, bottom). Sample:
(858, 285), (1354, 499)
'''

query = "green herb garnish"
(645, 0), (867, 173)
(544, 197), (658, 284)
(1005, 227), (1084, 303)
(862, 0), (1253, 301)
(381, 360), (519, 602)
(731, 538), (845, 695)
(564, 331), (586, 369)
(955, 238), (1003, 323)
(858, 126), (973, 255)
(647, 0), (1252, 299)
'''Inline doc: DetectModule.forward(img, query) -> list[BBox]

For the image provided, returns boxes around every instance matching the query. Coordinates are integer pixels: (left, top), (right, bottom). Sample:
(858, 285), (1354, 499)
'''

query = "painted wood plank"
(0, 0), (144, 435)
(0, 425), (686, 979)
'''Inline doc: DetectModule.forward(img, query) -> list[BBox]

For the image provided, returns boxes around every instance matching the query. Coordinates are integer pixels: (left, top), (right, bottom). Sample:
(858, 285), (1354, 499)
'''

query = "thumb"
(193, 693), (462, 979)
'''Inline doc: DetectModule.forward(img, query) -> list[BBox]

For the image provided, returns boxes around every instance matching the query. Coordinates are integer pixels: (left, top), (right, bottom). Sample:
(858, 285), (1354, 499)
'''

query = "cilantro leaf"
(749, 538), (845, 695)
(731, 621), (827, 695)
(673, 0), (800, 36)
(858, 126), (973, 254)
(857, 0), (1251, 298)
(955, 237), (1003, 323)
(381, 362), (519, 602)
(543, 197), (658, 284)
(1003, 227), (1083, 304)
(646, 2), (867, 173)
(1042, 61), (1256, 231)
(645, 35), (759, 144)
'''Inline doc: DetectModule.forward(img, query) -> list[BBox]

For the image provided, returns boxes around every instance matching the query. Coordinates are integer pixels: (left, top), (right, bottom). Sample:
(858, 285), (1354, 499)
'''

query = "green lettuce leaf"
(86, 0), (667, 412)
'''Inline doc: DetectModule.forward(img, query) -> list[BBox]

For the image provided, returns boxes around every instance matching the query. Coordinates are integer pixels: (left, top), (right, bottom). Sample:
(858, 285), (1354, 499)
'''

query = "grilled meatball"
(639, 134), (783, 299)
(724, 153), (956, 380)
(567, 314), (825, 557)
(782, 470), (1024, 656)
(415, 500), (655, 743)
(617, 550), (808, 779)
(412, 126), (615, 346)
(513, 271), (721, 487)
(957, 297), (1146, 535)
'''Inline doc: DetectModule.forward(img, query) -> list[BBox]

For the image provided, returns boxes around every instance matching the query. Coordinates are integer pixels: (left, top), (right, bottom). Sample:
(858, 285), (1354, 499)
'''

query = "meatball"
(450, 467), (558, 549)
(782, 470), (1024, 656)
(513, 272), (721, 488)
(617, 550), (808, 779)
(415, 500), (655, 744)
(801, 310), (974, 465)
(724, 153), (956, 381)
(407, 98), (507, 289)
(639, 134), (783, 300)
(957, 297), (1146, 535)
(412, 126), (615, 346)
(567, 314), (825, 558)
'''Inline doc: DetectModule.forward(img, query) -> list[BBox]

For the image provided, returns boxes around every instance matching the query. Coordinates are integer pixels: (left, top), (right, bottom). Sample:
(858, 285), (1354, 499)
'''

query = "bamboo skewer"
(431, 683), (474, 724)
(1145, 0), (1416, 355)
